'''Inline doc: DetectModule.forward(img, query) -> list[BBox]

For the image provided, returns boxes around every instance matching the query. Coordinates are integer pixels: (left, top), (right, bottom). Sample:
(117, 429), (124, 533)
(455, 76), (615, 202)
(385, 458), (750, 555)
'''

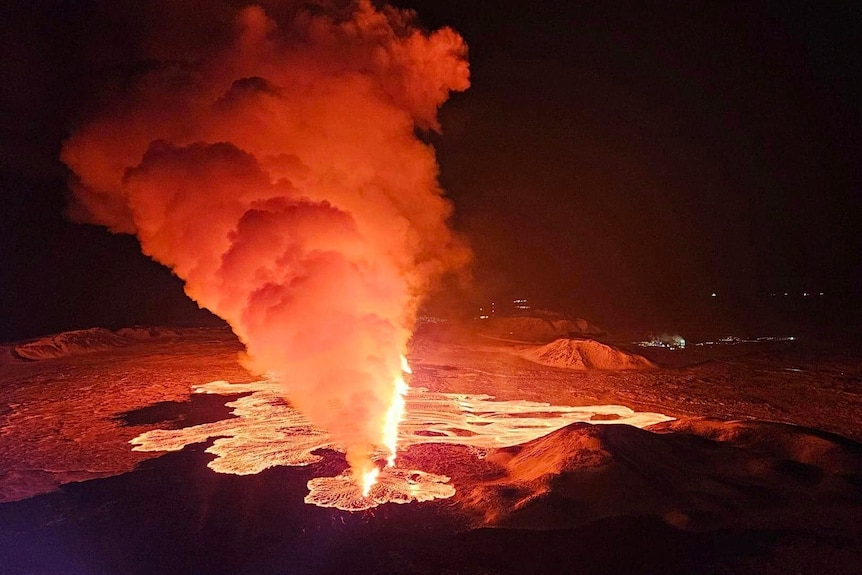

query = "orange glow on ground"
(131, 378), (673, 511)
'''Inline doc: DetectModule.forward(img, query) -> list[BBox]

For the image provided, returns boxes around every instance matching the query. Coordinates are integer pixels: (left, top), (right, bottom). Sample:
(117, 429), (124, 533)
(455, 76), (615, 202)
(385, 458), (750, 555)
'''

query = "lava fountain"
(61, 0), (470, 486)
(358, 354), (410, 495)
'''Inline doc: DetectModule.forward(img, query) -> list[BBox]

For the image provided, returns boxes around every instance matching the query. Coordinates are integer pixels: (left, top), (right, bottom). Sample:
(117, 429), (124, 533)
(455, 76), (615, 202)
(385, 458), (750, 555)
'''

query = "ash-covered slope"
(11, 327), (183, 361)
(12, 328), (132, 360)
(465, 419), (862, 532)
(521, 338), (655, 370)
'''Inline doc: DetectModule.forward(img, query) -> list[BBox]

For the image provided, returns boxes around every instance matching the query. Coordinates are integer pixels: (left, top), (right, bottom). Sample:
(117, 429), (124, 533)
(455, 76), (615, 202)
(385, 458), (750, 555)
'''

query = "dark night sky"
(2, 1), (861, 341)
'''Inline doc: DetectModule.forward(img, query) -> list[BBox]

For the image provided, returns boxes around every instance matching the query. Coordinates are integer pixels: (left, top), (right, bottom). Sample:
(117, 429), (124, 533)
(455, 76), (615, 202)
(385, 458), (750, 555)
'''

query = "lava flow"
(62, 0), (470, 488)
(131, 377), (673, 511)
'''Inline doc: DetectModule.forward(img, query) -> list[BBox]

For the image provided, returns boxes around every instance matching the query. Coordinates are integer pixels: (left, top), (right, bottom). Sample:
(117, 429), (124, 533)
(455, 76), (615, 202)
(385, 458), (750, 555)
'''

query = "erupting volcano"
(5, 1), (862, 573)
(61, 0), (470, 490)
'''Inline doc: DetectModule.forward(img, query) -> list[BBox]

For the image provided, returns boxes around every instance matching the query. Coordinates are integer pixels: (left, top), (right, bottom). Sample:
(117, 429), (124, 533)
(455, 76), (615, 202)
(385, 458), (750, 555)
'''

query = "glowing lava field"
(1, 323), (861, 574)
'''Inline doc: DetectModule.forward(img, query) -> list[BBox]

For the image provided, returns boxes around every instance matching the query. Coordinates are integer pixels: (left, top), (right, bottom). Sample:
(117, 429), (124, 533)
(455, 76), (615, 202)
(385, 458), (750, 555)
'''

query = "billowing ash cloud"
(61, 0), (470, 481)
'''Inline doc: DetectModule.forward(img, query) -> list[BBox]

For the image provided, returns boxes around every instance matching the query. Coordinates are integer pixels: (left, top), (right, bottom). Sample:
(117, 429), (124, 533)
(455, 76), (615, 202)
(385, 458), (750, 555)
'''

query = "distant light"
(634, 334), (686, 350)
(711, 293), (717, 298)
(819, 292), (824, 296)
(784, 292), (788, 296)
(803, 292), (809, 297)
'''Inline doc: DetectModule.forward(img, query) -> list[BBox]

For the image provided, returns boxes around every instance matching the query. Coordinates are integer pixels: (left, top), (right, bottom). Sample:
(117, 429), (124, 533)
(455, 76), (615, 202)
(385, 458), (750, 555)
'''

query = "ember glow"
(131, 378), (673, 511)
(61, 1), (470, 485)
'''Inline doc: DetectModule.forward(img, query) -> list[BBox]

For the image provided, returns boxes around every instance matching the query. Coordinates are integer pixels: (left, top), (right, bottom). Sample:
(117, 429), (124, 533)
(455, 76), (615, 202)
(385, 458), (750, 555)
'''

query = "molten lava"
(359, 354), (410, 494)
(361, 466), (380, 498)
(383, 356), (411, 468)
(131, 378), (673, 511)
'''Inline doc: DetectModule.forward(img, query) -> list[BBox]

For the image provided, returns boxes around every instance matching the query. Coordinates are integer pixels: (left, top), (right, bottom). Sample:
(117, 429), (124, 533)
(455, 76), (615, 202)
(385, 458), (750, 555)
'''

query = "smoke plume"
(61, 0), (470, 481)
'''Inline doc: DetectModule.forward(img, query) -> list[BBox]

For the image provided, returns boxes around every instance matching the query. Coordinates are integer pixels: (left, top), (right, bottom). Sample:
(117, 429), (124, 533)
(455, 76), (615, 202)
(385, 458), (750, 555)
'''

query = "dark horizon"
(2, 1), (860, 342)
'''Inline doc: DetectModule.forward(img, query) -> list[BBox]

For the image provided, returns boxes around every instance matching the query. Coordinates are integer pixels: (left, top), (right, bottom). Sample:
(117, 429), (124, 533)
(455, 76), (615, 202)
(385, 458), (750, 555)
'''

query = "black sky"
(2, 1), (861, 341)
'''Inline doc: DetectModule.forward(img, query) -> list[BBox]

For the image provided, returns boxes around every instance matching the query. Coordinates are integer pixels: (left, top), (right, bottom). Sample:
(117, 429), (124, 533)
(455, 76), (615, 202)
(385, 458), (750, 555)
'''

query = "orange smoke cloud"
(61, 0), (470, 481)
